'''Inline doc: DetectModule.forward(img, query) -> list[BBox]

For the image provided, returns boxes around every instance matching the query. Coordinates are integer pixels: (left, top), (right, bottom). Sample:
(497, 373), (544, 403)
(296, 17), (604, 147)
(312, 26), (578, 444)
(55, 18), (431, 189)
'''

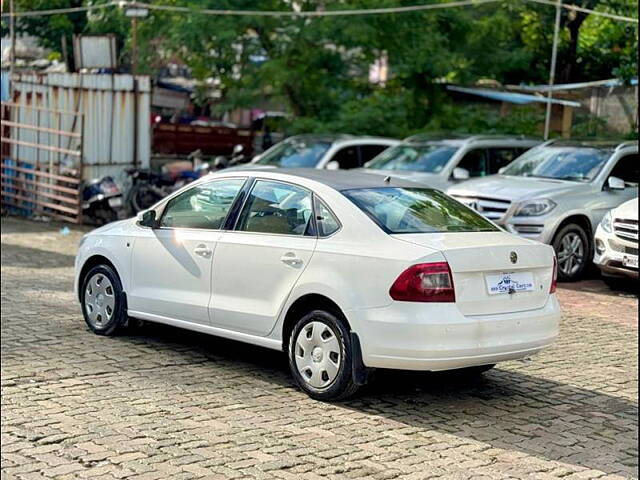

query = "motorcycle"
(125, 156), (211, 214)
(82, 176), (124, 225)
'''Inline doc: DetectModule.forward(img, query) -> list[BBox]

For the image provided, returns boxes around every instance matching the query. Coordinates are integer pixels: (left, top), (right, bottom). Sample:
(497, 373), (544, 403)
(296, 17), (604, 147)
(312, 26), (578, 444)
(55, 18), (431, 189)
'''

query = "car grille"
(613, 218), (639, 242)
(450, 195), (511, 220)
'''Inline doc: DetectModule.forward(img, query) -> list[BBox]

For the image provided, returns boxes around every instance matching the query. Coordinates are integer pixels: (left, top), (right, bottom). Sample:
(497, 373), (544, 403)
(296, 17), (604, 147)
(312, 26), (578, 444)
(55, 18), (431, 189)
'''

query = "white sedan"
(75, 169), (561, 400)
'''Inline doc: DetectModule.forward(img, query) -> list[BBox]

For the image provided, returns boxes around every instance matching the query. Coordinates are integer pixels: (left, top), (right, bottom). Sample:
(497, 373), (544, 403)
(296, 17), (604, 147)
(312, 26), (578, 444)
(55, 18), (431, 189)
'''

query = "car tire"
(288, 310), (360, 401)
(552, 223), (590, 282)
(80, 264), (127, 336)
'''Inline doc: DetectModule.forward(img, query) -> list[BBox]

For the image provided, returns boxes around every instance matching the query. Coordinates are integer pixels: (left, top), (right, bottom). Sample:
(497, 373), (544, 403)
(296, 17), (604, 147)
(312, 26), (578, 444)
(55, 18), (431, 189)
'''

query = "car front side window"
(608, 154), (640, 186)
(236, 180), (313, 236)
(160, 178), (246, 229)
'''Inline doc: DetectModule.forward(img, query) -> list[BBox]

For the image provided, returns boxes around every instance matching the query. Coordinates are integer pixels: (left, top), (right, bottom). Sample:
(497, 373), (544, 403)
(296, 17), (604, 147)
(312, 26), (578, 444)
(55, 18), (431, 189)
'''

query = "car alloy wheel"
(294, 320), (342, 390)
(557, 232), (585, 277)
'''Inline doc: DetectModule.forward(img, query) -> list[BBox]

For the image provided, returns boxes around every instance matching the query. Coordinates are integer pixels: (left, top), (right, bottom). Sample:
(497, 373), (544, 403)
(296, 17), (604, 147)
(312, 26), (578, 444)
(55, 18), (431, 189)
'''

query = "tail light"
(389, 262), (455, 303)
(550, 256), (558, 293)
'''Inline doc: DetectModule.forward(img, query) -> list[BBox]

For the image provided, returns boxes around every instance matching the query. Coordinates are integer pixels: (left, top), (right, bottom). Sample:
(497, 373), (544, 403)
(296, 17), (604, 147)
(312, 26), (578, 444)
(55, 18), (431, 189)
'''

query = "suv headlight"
(600, 210), (613, 233)
(514, 198), (557, 217)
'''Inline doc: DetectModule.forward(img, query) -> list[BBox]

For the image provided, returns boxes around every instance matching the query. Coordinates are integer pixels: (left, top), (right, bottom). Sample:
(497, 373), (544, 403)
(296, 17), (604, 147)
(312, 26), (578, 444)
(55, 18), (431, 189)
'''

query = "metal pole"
(544, 0), (562, 140)
(9, 0), (16, 83)
(131, 16), (138, 75)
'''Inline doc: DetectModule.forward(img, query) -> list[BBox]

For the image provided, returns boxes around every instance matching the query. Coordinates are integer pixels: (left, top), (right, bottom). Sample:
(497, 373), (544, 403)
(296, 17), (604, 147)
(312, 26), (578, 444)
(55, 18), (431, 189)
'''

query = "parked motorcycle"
(82, 176), (124, 225)
(125, 160), (210, 214)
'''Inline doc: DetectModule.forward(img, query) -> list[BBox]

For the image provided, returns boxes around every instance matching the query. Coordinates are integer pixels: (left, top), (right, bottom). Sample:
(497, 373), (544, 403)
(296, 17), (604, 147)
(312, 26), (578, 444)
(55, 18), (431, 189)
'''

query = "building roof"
(447, 85), (582, 107)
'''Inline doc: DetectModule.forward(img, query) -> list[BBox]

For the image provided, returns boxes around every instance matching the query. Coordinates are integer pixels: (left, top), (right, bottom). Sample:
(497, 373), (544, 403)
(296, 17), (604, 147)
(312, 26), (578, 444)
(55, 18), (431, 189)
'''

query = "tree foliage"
(4, 0), (637, 136)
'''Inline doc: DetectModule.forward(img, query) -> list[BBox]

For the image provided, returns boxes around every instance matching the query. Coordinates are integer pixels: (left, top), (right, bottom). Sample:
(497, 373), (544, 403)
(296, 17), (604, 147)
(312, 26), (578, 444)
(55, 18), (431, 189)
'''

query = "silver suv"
(448, 140), (639, 281)
(359, 135), (541, 190)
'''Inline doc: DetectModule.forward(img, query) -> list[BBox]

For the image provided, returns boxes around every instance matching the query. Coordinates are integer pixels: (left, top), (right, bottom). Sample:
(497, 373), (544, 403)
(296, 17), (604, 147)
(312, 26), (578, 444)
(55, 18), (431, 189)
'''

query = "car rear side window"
(236, 180), (313, 236)
(343, 187), (498, 234)
(314, 198), (341, 237)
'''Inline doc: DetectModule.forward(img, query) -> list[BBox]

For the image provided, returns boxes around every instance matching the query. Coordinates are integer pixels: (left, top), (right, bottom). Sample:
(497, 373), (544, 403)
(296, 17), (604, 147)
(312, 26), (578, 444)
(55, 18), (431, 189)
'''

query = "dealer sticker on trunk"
(485, 271), (535, 295)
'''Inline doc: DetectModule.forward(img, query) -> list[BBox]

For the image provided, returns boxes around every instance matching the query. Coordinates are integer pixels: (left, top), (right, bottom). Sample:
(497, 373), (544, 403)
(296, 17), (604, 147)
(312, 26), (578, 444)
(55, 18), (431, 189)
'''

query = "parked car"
(249, 134), (398, 170)
(594, 197), (638, 288)
(359, 135), (541, 190)
(75, 169), (560, 401)
(448, 140), (639, 281)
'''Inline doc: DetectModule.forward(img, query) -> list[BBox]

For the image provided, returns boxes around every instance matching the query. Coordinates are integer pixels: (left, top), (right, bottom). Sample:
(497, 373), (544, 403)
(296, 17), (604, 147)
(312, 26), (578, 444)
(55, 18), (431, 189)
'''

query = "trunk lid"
(393, 232), (555, 315)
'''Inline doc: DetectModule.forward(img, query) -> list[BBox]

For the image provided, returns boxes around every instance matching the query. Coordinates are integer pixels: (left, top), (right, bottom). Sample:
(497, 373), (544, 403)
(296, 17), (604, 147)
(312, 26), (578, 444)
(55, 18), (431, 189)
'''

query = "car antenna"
(384, 175), (391, 183)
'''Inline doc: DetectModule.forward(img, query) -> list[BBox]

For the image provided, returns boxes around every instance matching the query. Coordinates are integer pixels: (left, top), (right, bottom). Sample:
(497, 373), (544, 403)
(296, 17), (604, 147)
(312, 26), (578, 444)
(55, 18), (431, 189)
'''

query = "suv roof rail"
(405, 133), (540, 143)
(464, 134), (540, 143)
(615, 140), (639, 151)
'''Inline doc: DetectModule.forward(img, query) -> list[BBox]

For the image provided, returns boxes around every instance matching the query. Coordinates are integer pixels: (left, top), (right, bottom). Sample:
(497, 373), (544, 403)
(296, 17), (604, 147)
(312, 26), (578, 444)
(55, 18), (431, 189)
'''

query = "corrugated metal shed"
(9, 72), (150, 181)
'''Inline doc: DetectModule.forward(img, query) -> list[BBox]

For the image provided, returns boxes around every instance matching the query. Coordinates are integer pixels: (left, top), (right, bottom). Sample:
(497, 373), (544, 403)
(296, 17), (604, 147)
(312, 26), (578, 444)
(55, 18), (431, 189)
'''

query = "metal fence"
(1, 101), (84, 223)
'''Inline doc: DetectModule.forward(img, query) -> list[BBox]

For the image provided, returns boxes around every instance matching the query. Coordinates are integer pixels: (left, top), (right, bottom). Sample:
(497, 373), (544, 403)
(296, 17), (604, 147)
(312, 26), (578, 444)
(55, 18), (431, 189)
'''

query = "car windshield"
(254, 138), (332, 168)
(364, 144), (458, 173)
(343, 187), (499, 234)
(501, 146), (611, 182)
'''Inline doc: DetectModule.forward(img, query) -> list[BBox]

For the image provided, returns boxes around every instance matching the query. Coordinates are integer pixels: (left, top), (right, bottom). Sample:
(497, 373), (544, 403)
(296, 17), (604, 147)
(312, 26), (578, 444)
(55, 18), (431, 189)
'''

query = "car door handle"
(194, 244), (213, 258)
(280, 252), (303, 267)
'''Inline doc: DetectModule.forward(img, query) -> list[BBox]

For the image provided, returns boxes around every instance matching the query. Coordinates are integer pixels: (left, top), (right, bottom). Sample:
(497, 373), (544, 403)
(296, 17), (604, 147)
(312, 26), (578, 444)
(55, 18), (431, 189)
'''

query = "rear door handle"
(194, 244), (213, 258)
(280, 252), (303, 267)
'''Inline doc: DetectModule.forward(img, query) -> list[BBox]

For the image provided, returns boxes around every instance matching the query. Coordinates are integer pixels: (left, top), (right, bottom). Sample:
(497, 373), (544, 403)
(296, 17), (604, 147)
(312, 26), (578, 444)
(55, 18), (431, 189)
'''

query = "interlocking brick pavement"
(1, 217), (638, 480)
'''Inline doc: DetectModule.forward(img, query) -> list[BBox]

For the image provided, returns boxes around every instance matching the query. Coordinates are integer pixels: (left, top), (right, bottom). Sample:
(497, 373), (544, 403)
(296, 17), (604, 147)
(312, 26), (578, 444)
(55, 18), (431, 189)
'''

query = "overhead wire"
(1, 0), (637, 23)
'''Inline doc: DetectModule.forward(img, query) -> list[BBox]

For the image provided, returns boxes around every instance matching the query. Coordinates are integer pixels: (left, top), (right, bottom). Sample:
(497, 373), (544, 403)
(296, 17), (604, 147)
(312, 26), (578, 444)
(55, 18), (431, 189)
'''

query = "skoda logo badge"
(510, 251), (518, 264)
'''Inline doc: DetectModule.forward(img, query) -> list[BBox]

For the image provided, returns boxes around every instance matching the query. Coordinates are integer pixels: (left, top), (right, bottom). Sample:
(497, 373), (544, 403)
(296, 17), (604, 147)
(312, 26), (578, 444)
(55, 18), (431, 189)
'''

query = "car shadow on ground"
(113, 321), (637, 477)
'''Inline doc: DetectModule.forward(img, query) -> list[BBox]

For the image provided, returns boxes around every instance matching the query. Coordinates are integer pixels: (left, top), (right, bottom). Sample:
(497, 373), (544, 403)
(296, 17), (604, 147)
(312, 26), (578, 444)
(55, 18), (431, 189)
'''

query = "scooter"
(82, 176), (124, 225)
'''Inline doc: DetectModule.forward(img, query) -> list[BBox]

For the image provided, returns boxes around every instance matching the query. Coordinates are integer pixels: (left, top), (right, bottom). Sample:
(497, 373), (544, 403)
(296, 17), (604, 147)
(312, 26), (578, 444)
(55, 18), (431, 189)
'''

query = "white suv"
(449, 140), (639, 281)
(594, 198), (638, 287)
(250, 134), (399, 170)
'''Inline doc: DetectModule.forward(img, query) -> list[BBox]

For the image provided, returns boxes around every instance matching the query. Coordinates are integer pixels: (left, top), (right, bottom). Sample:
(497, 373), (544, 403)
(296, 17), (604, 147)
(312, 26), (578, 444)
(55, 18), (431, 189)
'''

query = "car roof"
(546, 139), (638, 150)
(285, 133), (397, 144)
(215, 168), (424, 191)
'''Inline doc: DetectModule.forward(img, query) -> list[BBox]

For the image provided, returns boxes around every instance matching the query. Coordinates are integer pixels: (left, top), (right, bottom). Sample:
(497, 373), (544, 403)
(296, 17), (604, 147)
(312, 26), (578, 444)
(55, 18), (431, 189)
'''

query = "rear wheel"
(552, 223), (590, 282)
(288, 310), (359, 401)
(81, 264), (127, 336)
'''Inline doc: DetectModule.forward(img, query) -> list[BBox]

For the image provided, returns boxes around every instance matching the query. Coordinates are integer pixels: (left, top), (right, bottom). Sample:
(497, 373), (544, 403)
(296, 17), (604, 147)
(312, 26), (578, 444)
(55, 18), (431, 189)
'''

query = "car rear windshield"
(364, 144), (458, 172)
(343, 187), (499, 234)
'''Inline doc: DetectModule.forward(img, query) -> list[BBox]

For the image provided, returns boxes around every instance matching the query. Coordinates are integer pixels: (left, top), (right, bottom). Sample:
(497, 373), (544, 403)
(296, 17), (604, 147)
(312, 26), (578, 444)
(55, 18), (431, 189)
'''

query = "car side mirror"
(326, 161), (340, 171)
(607, 176), (625, 190)
(137, 210), (159, 228)
(452, 167), (470, 181)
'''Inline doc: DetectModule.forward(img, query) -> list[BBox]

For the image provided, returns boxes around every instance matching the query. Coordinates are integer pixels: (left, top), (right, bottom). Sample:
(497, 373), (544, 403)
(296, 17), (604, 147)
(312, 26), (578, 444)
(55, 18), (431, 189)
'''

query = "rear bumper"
(348, 295), (560, 371)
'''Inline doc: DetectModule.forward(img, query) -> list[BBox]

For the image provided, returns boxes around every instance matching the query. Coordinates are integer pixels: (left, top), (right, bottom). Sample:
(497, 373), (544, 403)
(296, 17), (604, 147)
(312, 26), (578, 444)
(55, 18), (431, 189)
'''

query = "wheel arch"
(551, 214), (594, 246)
(77, 254), (120, 302)
(281, 293), (351, 353)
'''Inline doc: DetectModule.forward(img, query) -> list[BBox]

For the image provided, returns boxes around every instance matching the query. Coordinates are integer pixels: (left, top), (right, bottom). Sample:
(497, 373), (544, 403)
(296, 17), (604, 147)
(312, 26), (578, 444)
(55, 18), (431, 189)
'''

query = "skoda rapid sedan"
(75, 170), (560, 400)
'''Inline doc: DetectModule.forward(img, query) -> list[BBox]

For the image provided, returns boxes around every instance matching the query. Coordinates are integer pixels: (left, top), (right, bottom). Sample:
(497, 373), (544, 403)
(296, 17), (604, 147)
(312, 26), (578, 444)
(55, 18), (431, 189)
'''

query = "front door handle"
(280, 252), (303, 267)
(194, 244), (213, 258)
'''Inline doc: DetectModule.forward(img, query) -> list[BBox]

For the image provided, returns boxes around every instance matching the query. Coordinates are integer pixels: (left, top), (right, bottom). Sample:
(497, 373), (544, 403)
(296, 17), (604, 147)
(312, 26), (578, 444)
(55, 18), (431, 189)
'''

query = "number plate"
(485, 271), (535, 295)
(622, 255), (638, 269)
(108, 197), (123, 208)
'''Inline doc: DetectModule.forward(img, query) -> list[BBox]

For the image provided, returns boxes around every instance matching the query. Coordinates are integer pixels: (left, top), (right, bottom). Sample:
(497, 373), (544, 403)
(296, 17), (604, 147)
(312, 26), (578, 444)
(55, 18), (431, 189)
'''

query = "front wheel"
(288, 310), (359, 401)
(80, 264), (127, 336)
(552, 223), (590, 282)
